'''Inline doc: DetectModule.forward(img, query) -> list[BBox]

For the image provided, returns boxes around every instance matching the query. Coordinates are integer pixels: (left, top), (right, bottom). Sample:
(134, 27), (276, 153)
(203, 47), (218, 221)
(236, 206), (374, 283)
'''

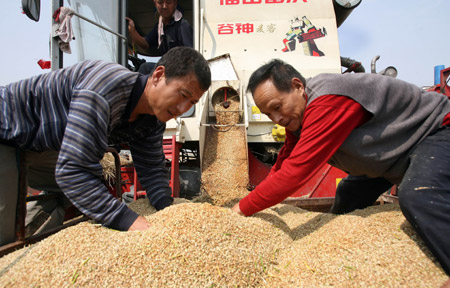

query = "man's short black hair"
(247, 59), (305, 95)
(156, 46), (211, 91)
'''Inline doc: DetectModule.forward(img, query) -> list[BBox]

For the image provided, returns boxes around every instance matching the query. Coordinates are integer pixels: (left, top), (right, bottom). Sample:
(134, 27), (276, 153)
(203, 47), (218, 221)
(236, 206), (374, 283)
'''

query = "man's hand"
(128, 215), (151, 231)
(125, 17), (149, 50)
(441, 278), (450, 288)
(231, 202), (245, 216)
(125, 17), (136, 33)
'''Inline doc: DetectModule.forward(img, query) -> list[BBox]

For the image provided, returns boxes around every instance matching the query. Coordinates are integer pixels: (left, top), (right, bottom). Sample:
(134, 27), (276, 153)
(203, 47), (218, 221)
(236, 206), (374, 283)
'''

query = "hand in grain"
(231, 202), (244, 216)
(128, 215), (151, 231)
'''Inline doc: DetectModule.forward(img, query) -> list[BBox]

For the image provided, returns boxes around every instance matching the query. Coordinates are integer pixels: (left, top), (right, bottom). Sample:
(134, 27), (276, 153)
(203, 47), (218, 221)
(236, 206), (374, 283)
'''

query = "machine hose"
(341, 56), (365, 73)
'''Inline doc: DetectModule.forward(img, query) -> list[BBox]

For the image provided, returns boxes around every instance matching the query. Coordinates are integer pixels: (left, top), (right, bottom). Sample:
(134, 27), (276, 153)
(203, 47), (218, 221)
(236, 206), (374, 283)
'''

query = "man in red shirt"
(232, 59), (450, 280)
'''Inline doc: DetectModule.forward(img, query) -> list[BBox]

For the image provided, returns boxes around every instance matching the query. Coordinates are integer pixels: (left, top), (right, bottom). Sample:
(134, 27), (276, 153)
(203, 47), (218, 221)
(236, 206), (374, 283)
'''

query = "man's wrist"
(154, 195), (174, 210)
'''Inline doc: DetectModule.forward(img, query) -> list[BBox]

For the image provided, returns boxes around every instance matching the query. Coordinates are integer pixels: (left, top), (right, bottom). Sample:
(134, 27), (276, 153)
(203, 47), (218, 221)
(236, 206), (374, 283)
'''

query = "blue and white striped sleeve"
(130, 124), (173, 210)
(55, 89), (138, 231)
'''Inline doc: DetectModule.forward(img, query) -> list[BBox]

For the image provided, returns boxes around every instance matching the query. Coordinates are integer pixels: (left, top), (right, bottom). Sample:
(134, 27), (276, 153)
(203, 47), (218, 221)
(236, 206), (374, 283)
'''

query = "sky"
(338, 0), (450, 88)
(0, 0), (449, 87)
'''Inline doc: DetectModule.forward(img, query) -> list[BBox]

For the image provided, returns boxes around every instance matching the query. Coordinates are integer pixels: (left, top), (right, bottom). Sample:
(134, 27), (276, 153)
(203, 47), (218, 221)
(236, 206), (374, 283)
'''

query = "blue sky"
(0, 0), (449, 87)
(338, 0), (450, 88)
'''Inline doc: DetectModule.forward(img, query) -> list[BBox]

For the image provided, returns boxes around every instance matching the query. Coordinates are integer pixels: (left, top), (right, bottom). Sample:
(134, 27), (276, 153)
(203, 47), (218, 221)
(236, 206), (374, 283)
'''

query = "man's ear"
(151, 65), (165, 85)
(291, 77), (304, 91)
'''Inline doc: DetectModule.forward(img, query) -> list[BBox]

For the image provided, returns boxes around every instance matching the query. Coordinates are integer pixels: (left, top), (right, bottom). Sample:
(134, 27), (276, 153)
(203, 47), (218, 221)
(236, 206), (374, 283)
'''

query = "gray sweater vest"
(305, 73), (450, 184)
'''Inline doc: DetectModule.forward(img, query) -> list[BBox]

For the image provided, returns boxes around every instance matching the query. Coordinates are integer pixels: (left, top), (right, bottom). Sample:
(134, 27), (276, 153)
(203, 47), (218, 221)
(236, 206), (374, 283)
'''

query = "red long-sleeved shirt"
(239, 95), (371, 216)
(240, 93), (450, 216)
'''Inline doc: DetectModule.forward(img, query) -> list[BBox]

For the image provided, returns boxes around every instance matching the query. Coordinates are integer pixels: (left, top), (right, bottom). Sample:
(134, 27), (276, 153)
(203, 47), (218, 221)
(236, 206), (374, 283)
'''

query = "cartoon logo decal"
(281, 16), (327, 56)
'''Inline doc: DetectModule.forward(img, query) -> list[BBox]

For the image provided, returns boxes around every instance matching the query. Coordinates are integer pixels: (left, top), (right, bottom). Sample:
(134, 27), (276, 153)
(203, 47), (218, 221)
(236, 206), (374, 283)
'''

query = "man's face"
(253, 78), (306, 132)
(154, 0), (177, 20)
(148, 67), (205, 122)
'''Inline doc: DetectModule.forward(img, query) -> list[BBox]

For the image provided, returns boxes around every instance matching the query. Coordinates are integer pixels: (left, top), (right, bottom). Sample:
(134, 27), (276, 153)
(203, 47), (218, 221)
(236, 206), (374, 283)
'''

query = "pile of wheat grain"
(0, 200), (447, 287)
(257, 204), (447, 287)
(0, 199), (289, 287)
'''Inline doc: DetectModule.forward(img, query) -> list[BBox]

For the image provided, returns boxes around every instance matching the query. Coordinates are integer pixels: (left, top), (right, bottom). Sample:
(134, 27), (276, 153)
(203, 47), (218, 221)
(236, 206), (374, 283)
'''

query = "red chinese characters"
(218, 24), (234, 34)
(218, 23), (255, 34)
(236, 23), (254, 34)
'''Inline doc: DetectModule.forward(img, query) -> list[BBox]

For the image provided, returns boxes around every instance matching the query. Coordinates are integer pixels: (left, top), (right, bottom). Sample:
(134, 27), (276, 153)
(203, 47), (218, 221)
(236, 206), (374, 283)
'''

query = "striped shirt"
(0, 60), (173, 230)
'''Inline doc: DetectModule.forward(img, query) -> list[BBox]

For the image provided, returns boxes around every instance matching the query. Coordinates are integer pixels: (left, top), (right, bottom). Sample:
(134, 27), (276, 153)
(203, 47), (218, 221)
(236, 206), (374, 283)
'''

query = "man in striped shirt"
(0, 46), (211, 246)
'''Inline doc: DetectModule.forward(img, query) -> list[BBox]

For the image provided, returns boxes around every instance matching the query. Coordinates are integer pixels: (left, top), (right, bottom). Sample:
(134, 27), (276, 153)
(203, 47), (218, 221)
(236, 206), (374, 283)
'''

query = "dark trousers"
(0, 146), (69, 246)
(330, 175), (392, 214)
(398, 126), (450, 275)
(330, 126), (450, 275)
